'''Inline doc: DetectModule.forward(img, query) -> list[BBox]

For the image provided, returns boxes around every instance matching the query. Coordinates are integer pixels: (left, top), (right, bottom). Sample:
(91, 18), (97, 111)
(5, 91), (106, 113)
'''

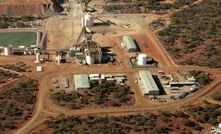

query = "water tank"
(219, 123), (221, 128)
(4, 46), (12, 56)
(84, 13), (94, 27)
(34, 48), (40, 54)
(86, 55), (95, 65)
(137, 54), (147, 65)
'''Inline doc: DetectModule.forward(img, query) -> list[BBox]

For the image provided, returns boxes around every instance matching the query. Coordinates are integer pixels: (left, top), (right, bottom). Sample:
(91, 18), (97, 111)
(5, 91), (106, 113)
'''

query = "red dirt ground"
(0, 0), (50, 16)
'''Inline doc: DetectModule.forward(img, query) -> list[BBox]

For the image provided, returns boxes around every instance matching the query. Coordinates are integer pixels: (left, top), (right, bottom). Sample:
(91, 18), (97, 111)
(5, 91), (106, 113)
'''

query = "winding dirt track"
(13, 61), (221, 134)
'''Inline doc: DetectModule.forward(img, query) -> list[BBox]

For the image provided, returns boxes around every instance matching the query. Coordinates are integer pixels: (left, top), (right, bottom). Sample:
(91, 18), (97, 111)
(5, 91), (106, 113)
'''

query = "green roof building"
(74, 74), (90, 89)
(122, 36), (138, 52)
(138, 70), (159, 96)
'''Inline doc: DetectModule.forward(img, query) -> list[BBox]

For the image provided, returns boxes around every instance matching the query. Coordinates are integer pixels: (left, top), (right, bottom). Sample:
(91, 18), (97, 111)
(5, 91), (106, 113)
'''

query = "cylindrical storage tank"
(219, 123), (221, 129)
(81, 17), (85, 28)
(86, 55), (95, 65)
(36, 32), (41, 47)
(137, 54), (147, 65)
(34, 48), (39, 54)
(4, 46), (12, 56)
(84, 13), (94, 27)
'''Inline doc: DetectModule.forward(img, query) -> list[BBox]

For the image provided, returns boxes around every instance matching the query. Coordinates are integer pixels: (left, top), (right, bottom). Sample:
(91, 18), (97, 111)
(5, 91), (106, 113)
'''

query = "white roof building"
(36, 66), (43, 72)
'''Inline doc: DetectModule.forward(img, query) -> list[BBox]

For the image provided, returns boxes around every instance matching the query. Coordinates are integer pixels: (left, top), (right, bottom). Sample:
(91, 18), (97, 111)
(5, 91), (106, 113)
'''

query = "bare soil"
(0, 0), (50, 16)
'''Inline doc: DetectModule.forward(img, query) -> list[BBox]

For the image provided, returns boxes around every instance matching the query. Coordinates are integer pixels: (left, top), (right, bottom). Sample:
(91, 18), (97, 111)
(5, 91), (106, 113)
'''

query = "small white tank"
(34, 48), (39, 54)
(219, 123), (221, 128)
(4, 46), (12, 56)
(137, 54), (147, 65)
(84, 13), (94, 27)
(86, 55), (95, 65)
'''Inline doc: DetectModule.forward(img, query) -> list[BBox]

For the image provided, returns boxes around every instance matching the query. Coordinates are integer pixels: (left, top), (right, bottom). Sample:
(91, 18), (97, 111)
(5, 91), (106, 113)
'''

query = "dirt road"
(3, 0), (220, 133)
(14, 64), (221, 134)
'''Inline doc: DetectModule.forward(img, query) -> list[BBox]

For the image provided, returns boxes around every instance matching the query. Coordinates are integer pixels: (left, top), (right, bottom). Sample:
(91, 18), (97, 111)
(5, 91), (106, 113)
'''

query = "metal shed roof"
(139, 70), (159, 94)
(74, 74), (90, 89)
(123, 36), (137, 51)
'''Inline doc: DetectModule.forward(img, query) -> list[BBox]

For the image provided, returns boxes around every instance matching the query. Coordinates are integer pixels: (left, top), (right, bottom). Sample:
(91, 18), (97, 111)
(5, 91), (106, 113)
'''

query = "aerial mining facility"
(69, 38), (104, 65)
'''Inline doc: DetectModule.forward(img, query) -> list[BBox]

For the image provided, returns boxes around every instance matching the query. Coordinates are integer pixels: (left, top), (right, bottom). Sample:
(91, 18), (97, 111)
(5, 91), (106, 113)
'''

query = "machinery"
(56, 50), (66, 64)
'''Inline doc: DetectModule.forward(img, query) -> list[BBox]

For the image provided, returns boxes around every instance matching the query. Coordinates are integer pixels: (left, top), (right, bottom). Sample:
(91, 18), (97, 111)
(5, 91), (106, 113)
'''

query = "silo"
(86, 54), (95, 65)
(84, 13), (94, 27)
(34, 48), (40, 54)
(81, 17), (85, 28)
(4, 46), (12, 56)
(36, 32), (41, 46)
(56, 55), (62, 64)
(137, 54), (147, 65)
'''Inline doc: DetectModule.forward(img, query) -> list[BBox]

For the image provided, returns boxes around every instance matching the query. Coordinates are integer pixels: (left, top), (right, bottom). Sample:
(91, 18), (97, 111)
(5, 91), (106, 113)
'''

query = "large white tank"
(84, 13), (94, 27)
(86, 55), (95, 65)
(4, 46), (12, 56)
(137, 54), (147, 65)
(219, 123), (221, 128)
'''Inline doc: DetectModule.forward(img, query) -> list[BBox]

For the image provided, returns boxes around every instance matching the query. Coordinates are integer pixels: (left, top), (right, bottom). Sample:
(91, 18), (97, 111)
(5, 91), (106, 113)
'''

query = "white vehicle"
(63, 78), (69, 88)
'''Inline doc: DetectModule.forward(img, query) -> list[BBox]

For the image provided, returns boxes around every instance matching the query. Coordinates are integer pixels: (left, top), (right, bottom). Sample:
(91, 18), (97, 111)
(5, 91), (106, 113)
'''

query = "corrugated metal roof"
(139, 70), (159, 94)
(89, 74), (100, 78)
(123, 36), (137, 51)
(74, 74), (90, 89)
(106, 78), (115, 81)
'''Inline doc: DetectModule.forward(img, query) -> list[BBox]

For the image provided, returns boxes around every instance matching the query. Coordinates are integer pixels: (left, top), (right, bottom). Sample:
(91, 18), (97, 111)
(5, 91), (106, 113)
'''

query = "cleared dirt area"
(45, 1), (83, 50)
(0, 0), (50, 16)
(0, 0), (220, 134)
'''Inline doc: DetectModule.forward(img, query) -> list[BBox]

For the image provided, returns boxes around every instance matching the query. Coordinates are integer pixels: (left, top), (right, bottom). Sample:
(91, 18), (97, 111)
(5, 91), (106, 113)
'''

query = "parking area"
(50, 74), (74, 93)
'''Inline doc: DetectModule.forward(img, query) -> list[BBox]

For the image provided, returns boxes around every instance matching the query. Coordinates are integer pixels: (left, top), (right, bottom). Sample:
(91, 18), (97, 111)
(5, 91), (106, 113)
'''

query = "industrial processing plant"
(0, 0), (220, 134)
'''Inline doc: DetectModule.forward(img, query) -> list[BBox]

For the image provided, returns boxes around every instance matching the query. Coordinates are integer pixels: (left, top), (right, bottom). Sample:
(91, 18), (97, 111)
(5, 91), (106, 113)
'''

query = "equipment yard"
(0, 0), (220, 134)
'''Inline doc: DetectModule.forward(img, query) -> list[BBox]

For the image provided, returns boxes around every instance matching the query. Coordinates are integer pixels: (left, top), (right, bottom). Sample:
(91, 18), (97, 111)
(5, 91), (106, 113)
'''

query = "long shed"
(138, 70), (159, 96)
(122, 36), (138, 52)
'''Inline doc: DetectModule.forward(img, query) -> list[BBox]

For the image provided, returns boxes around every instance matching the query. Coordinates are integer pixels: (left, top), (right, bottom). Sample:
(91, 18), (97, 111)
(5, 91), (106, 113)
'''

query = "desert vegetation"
(103, 0), (196, 14)
(187, 102), (221, 125)
(189, 70), (212, 85)
(158, 0), (221, 68)
(0, 70), (19, 84)
(50, 80), (134, 109)
(149, 18), (167, 31)
(0, 79), (38, 133)
(0, 62), (29, 72)
(0, 15), (42, 29)
(31, 101), (221, 134)
(212, 93), (221, 102)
